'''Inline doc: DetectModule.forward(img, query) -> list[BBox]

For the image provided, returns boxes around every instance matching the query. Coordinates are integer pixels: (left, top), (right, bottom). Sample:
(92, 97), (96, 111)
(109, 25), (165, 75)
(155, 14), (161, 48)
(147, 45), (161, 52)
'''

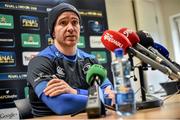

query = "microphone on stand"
(136, 30), (180, 78)
(101, 29), (165, 110)
(86, 64), (107, 118)
(153, 42), (180, 70)
(101, 30), (180, 80)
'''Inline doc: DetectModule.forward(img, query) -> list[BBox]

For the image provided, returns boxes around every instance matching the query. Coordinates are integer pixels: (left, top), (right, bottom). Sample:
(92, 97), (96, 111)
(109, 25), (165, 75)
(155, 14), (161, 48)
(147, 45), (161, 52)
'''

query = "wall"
(105, 0), (180, 98)
(105, 0), (136, 31)
(159, 0), (180, 59)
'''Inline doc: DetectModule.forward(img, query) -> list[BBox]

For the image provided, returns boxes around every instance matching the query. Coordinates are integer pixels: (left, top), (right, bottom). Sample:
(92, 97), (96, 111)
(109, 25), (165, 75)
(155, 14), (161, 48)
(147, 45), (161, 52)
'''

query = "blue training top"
(27, 45), (113, 117)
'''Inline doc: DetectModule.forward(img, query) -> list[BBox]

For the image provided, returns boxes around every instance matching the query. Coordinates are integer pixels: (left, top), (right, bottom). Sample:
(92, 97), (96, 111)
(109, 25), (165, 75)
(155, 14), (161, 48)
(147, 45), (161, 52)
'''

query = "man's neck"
(54, 43), (77, 56)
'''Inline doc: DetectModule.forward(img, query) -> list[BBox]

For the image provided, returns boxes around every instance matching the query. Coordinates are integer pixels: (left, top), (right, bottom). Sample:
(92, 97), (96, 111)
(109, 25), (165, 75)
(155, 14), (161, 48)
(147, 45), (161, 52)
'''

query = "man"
(27, 3), (114, 117)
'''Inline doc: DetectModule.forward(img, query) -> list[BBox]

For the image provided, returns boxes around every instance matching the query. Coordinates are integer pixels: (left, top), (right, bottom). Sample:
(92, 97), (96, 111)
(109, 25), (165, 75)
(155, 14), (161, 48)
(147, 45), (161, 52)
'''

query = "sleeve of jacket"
(34, 78), (113, 115)
(35, 81), (88, 115)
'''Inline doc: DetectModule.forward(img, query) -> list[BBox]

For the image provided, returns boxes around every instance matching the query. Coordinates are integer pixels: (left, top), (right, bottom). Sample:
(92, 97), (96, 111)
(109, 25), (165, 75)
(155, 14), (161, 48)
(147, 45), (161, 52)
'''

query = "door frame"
(169, 13), (180, 64)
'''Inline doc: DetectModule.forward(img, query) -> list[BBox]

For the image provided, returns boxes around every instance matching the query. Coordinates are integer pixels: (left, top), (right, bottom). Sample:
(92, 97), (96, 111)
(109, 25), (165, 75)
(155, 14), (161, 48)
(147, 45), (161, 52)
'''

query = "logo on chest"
(56, 66), (65, 78)
(82, 63), (91, 74)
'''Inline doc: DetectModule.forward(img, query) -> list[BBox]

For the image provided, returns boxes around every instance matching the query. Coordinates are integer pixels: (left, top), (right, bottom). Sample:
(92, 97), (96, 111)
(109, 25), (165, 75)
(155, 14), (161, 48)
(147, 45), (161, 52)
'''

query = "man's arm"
(27, 56), (89, 115)
(100, 78), (115, 105)
(35, 81), (88, 115)
(39, 77), (114, 114)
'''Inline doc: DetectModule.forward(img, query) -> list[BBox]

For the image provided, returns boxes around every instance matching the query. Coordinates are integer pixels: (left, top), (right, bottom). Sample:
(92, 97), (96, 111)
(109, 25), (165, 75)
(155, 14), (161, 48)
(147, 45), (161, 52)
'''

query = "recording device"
(86, 64), (107, 118)
(136, 30), (180, 77)
(101, 30), (180, 80)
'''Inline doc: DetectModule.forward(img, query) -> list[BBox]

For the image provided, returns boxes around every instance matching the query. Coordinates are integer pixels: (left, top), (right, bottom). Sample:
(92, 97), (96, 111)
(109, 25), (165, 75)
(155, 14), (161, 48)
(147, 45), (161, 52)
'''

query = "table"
(29, 94), (180, 120)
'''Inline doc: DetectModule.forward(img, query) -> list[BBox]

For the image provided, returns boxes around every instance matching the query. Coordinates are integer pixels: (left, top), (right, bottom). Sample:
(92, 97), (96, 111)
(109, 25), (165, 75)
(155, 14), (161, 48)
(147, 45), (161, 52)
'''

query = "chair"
(14, 98), (33, 119)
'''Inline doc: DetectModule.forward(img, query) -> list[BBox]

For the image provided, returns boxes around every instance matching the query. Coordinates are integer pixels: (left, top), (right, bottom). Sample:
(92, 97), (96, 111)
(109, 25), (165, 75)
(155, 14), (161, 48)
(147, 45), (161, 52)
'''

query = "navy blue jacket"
(27, 45), (113, 117)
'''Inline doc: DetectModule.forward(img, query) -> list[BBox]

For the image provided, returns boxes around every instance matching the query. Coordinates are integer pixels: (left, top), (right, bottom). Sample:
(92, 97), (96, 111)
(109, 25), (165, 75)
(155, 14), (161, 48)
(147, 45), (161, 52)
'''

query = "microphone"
(101, 30), (180, 80)
(136, 30), (180, 77)
(153, 42), (180, 70)
(86, 64), (107, 86)
(86, 64), (107, 118)
(101, 30), (132, 54)
(153, 42), (169, 59)
(118, 28), (167, 67)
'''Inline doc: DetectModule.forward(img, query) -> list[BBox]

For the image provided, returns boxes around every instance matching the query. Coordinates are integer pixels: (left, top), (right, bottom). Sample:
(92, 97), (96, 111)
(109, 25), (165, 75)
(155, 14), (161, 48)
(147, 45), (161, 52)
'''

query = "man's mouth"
(66, 35), (76, 37)
(65, 36), (76, 41)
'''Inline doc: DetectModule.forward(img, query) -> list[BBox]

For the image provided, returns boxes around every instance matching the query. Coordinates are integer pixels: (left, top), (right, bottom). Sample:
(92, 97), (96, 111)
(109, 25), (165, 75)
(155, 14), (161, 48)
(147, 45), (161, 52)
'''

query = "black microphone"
(86, 64), (107, 118)
(136, 30), (180, 77)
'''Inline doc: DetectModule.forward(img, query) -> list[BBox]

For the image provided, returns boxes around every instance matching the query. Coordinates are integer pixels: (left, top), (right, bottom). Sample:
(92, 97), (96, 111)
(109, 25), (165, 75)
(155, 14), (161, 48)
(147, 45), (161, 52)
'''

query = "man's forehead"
(57, 11), (79, 20)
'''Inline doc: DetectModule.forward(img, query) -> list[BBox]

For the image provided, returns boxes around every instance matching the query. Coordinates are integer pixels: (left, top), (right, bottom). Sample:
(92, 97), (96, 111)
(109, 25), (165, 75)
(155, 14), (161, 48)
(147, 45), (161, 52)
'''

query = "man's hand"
(104, 86), (115, 105)
(43, 76), (77, 97)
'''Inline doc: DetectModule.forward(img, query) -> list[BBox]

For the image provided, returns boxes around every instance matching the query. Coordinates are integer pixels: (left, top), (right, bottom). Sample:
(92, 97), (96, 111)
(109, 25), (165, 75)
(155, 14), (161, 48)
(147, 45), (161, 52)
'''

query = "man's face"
(53, 11), (80, 47)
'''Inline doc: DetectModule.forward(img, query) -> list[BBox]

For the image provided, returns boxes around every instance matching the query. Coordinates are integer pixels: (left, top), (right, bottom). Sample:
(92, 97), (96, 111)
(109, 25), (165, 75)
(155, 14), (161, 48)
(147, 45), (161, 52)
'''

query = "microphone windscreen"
(118, 27), (140, 45)
(101, 30), (132, 54)
(86, 64), (107, 86)
(136, 30), (154, 48)
(153, 42), (169, 58)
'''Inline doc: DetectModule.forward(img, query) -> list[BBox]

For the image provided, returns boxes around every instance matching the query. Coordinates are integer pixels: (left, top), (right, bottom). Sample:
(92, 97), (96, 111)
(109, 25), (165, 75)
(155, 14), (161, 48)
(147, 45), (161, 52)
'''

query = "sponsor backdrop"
(0, 0), (112, 109)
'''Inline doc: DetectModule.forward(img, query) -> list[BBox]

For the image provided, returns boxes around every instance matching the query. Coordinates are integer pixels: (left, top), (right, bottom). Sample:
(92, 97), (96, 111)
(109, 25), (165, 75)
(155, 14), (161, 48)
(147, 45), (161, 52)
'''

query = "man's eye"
(59, 21), (67, 25)
(72, 20), (79, 26)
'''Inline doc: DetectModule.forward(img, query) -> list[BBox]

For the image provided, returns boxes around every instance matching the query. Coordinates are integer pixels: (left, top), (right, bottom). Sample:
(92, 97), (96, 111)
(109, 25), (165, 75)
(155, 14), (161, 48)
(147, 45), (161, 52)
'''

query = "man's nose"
(67, 23), (74, 33)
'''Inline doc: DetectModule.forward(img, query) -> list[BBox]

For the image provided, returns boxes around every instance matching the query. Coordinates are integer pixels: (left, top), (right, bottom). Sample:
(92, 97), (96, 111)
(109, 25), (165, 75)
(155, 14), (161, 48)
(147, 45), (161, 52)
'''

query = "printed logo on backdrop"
(20, 15), (39, 30)
(0, 51), (16, 67)
(0, 33), (15, 47)
(45, 34), (54, 45)
(0, 108), (19, 119)
(79, 10), (102, 17)
(1, 2), (38, 11)
(89, 36), (104, 48)
(91, 51), (107, 64)
(0, 72), (27, 80)
(0, 88), (18, 103)
(22, 51), (39, 66)
(0, 14), (14, 29)
(21, 33), (41, 48)
(77, 36), (85, 48)
(88, 20), (104, 34)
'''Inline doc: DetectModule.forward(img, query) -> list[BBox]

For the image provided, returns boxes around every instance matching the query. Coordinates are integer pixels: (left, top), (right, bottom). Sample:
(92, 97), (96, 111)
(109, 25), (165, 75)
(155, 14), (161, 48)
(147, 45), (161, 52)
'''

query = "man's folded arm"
(35, 81), (88, 115)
